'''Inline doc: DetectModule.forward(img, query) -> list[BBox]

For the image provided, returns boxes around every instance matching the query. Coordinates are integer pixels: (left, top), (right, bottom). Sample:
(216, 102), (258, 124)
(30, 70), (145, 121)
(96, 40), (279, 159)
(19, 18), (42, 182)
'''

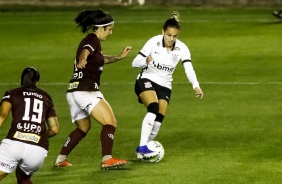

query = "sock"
(55, 154), (67, 164)
(102, 155), (112, 162)
(100, 124), (116, 157)
(139, 112), (156, 146)
(148, 121), (162, 142)
(58, 128), (86, 159)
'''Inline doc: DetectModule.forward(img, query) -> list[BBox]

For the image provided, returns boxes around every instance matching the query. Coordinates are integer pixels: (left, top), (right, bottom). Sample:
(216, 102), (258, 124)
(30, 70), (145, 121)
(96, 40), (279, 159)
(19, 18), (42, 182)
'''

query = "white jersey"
(132, 35), (200, 89)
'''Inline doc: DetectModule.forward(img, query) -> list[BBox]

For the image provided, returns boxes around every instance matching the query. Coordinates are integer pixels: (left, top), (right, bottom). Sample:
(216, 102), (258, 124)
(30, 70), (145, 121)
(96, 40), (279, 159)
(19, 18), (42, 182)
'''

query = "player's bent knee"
(147, 102), (159, 115)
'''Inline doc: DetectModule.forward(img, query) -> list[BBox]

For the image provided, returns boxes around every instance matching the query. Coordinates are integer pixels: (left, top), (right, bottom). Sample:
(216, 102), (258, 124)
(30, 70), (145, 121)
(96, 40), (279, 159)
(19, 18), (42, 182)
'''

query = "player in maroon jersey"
(0, 67), (59, 183)
(54, 9), (131, 170)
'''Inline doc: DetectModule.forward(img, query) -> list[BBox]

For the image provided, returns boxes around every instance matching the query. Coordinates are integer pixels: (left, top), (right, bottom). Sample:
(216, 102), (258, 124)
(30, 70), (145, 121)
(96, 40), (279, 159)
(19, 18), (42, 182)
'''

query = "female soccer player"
(0, 67), (59, 183)
(132, 11), (204, 159)
(54, 9), (131, 170)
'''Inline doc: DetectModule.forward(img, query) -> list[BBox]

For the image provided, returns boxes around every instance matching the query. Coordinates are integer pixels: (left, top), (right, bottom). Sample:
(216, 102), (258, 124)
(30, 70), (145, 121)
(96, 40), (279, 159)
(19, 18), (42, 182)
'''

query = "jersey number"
(22, 98), (43, 124)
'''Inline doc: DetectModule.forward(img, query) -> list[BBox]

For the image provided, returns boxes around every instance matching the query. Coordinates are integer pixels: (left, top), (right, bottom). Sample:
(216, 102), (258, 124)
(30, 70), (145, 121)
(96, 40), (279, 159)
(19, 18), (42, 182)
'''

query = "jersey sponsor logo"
(2, 95), (10, 99)
(23, 92), (43, 99)
(13, 131), (41, 143)
(17, 122), (42, 134)
(68, 82), (79, 90)
(153, 61), (175, 73)
(144, 82), (152, 88)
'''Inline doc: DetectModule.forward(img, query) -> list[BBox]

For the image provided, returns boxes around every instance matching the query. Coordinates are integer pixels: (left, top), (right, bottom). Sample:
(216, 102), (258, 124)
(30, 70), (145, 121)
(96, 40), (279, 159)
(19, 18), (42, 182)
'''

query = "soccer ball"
(145, 141), (165, 163)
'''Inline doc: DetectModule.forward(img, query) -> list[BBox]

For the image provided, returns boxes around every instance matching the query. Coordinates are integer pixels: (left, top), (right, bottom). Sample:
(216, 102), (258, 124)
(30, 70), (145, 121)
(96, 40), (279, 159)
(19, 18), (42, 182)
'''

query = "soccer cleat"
(272, 10), (282, 19)
(53, 160), (72, 167)
(136, 145), (158, 159)
(101, 158), (127, 170)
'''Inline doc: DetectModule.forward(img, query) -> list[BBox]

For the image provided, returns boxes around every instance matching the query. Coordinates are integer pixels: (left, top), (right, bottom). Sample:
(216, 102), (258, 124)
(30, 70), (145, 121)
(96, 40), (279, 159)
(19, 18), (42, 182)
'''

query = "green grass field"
(0, 5), (282, 184)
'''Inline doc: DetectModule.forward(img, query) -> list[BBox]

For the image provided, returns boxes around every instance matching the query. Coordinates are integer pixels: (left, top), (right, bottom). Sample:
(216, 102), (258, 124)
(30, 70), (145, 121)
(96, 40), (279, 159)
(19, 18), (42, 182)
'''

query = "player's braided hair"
(21, 67), (40, 89)
(163, 11), (181, 30)
(74, 9), (114, 33)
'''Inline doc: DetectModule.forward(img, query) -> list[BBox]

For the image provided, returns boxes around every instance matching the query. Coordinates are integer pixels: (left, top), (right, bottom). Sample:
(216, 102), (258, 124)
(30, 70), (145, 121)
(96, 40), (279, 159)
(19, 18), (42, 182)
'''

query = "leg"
(148, 99), (168, 141)
(0, 170), (8, 181)
(16, 166), (32, 184)
(90, 99), (127, 169)
(138, 90), (159, 146)
(54, 117), (90, 167)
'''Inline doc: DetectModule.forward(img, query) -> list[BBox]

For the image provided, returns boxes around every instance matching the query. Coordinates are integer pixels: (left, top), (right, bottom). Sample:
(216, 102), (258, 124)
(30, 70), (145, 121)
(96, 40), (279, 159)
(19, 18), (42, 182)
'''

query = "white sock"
(139, 112), (156, 146)
(102, 155), (112, 162)
(55, 154), (67, 163)
(148, 121), (162, 142)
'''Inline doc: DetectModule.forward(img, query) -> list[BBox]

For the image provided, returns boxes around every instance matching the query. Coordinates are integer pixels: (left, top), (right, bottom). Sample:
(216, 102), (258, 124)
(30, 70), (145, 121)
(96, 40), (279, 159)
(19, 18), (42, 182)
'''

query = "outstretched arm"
(104, 46), (132, 64)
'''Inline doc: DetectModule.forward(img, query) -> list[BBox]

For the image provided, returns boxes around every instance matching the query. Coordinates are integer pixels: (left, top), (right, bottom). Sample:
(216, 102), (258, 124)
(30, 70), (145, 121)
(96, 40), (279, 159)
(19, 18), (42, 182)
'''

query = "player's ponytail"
(21, 67), (40, 89)
(163, 11), (181, 31)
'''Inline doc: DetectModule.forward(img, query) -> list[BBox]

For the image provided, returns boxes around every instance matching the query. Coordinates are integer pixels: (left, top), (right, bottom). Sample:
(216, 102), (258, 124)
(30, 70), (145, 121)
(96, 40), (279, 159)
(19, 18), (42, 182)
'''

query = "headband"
(94, 21), (114, 27)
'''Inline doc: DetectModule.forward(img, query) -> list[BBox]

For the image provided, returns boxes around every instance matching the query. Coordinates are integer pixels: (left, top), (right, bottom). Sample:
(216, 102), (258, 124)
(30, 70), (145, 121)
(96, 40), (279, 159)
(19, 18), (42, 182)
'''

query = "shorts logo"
(85, 102), (92, 111)
(0, 161), (15, 171)
(144, 82), (152, 88)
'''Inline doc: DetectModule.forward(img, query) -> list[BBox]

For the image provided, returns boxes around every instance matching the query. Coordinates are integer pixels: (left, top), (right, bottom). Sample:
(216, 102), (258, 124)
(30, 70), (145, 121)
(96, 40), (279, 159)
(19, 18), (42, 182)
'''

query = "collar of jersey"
(162, 36), (176, 50)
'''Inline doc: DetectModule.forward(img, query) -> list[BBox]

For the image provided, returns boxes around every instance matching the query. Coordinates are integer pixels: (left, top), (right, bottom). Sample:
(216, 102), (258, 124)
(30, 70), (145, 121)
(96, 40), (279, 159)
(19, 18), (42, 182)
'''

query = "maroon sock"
(100, 124), (116, 157)
(60, 128), (87, 155)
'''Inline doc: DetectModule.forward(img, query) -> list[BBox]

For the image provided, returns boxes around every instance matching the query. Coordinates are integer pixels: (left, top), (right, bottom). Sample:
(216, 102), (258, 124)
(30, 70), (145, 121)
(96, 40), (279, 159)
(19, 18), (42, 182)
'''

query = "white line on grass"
(0, 82), (281, 86)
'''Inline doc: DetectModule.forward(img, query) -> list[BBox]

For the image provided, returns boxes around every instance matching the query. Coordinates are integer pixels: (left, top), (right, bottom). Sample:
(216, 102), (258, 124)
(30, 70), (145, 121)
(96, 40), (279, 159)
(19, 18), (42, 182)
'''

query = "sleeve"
(132, 37), (154, 68)
(0, 91), (11, 106)
(183, 61), (200, 89)
(82, 35), (97, 55)
(181, 44), (200, 89)
(45, 93), (57, 118)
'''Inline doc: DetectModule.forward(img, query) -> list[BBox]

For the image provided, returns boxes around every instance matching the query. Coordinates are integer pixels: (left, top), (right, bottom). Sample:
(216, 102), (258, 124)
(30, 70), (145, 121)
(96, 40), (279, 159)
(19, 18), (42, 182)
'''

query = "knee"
(147, 102), (159, 115)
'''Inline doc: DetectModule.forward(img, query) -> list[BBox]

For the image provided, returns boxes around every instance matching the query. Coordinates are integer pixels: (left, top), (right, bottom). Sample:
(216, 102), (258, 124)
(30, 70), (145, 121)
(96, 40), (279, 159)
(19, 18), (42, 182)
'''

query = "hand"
(120, 46), (132, 59)
(146, 54), (153, 64)
(194, 87), (203, 99)
(77, 59), (87, 69)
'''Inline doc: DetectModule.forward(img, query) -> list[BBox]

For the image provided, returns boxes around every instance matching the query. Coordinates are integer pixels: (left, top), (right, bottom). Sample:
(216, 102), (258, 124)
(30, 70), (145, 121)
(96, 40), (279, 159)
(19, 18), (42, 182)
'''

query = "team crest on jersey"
(175, 47), (180, 51)
(157, 42), (161, 46)
(144, 82), (152, 88)
(172, 54), (178, 62)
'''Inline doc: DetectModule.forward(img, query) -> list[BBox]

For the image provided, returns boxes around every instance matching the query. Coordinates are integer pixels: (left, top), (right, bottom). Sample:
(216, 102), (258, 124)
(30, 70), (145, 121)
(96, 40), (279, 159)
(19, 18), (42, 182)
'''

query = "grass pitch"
(0, 5), (281, 184)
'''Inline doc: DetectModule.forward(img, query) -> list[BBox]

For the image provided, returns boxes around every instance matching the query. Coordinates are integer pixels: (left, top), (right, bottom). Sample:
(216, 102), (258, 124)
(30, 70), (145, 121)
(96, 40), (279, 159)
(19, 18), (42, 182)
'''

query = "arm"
(104, 46), (132, 64)
(183, 61), (204, 99)
(77, 49), (90, 69)
(45, 117), (59, 138)
(132, 53), (153, 68)
(0, 101), (12, 128)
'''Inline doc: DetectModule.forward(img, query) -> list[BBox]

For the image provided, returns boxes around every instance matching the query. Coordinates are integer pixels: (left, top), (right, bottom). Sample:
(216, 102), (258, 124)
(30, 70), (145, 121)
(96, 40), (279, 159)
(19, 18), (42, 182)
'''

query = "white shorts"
(67, 91), (104, 123)
(0, 139), (47, 175)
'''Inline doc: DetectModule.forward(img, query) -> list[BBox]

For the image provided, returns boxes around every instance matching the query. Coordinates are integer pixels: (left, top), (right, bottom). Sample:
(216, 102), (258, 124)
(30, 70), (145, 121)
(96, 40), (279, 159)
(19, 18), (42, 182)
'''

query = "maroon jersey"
(0, 87), (57, 150)
(67, 33), (104, 92)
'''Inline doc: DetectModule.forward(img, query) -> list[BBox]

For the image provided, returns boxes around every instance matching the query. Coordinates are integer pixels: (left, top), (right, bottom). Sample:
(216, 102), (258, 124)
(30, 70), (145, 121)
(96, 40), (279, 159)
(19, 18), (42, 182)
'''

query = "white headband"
(94, 21), (114, 27)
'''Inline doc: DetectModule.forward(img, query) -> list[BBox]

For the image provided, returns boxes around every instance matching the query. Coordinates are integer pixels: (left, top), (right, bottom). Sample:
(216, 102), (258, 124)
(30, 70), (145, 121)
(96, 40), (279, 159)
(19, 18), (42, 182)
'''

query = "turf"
(0, 5), (281, 184)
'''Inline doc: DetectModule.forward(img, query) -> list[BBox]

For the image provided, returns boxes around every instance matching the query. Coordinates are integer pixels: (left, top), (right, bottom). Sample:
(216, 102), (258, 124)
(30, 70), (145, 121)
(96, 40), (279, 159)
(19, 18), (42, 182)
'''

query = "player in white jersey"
(132, 11), (204, 159)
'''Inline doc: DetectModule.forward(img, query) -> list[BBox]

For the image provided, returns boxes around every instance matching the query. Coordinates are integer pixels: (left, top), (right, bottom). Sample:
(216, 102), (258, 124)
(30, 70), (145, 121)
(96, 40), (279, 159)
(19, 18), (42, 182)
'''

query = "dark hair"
(163, 11), (181, 31)
(74, 9), (114, 33)
(21, 67), (40, 89)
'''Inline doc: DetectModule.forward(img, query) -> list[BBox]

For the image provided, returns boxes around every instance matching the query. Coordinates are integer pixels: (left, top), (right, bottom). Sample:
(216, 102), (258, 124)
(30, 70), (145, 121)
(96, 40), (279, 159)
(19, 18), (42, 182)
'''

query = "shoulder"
(175, 39), (190, 52)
